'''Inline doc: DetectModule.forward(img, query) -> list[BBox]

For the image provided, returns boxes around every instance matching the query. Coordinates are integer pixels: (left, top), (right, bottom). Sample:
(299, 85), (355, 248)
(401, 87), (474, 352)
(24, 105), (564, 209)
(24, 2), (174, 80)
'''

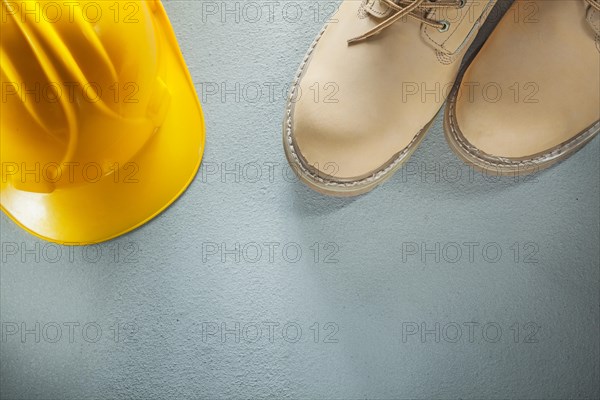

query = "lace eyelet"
(458, 0), (467, 8)
(438, 20), (450, 32)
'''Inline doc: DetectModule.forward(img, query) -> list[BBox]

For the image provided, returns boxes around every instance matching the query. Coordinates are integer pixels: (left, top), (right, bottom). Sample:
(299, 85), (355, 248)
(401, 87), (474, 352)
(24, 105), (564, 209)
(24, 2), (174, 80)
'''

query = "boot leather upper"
(290, 0), (496, 180)
(453, 0), (600, 158)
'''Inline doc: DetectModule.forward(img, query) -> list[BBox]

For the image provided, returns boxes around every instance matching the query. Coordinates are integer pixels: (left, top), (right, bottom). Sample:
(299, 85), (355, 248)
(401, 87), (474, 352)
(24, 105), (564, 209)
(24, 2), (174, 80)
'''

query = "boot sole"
(283, 114), (435, 197)
(443, 93), (600, 176)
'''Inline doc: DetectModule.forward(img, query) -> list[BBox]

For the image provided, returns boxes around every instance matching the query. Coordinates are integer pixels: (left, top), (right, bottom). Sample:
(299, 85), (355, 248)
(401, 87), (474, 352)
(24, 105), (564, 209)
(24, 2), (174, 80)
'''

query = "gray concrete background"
(1, 0), (599, 398)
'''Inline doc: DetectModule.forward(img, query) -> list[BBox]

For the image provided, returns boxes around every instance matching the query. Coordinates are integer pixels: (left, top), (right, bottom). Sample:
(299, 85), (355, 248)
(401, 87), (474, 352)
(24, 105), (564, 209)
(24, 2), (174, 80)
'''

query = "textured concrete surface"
(1, 1), (599, 398)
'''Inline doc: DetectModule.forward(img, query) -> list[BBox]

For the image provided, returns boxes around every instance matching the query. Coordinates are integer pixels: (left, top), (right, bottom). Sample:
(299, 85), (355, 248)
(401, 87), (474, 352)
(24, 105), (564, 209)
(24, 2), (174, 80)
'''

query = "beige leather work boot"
(283, 0), (498, 196)
(444, 0), (600, 175)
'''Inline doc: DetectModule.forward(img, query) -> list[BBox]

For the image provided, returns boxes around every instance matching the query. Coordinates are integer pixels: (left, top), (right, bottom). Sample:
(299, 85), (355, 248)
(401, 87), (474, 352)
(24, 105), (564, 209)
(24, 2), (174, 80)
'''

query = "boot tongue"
(363, 0), (395, 19)
(586, 4), (600, 36)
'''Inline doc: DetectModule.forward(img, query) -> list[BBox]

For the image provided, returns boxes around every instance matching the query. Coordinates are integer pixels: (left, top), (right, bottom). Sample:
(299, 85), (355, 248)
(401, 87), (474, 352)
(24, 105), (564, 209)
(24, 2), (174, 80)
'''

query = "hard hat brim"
(1, 4), (205, 245)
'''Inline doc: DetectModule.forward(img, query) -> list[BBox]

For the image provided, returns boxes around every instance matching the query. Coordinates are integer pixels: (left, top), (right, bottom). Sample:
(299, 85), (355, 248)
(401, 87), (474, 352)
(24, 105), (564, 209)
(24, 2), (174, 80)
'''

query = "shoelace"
(350, 0), (600, 45)
(586, 0), (600, 11)
(349, 0), (466, 45)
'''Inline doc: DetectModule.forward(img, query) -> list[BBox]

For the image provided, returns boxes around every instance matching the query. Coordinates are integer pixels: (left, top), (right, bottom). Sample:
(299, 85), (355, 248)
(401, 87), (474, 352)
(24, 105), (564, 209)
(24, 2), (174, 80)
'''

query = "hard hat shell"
(1, 0), (205, 244)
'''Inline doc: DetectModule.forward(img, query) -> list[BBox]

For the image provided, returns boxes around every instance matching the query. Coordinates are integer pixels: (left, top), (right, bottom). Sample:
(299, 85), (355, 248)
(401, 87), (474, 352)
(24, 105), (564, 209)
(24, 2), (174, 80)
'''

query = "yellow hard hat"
(1, 0), (205, 245)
